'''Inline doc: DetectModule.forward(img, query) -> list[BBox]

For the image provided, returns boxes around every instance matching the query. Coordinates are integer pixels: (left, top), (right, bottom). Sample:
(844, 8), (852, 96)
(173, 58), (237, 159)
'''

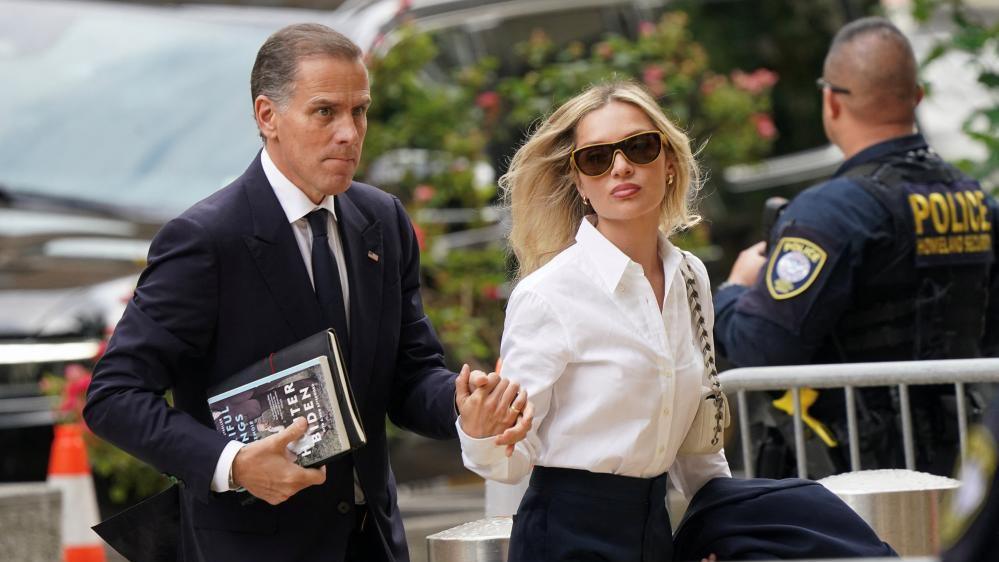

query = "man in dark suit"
(83, 23), (531, 561)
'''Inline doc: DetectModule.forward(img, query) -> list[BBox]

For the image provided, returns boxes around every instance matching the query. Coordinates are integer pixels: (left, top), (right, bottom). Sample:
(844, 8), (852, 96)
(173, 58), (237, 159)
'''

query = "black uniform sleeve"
(713, 181), (884, 367)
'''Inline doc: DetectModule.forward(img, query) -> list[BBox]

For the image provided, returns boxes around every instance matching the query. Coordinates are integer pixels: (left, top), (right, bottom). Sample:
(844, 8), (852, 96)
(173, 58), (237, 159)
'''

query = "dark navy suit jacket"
(673, 477), (897, 561)
(83, 154), (458, 561)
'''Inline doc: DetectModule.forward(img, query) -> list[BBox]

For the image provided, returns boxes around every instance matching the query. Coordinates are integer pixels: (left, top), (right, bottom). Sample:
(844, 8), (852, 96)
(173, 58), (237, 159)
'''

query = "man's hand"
(231, 417), (327, 505)
(455, 364), (534, 457)
(727, 241), (768, 286)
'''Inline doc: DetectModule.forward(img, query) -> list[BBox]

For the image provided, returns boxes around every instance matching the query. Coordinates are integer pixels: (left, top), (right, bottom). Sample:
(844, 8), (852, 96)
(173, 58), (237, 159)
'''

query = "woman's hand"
(455, 364), (534, 455)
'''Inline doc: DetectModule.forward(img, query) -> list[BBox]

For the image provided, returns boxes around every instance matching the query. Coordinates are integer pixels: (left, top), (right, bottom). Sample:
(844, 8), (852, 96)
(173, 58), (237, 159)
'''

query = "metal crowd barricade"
(719, 358), (999, 478)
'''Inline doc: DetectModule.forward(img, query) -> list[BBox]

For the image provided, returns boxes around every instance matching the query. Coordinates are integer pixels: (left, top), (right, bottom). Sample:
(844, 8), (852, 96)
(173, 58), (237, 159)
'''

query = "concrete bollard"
(0, 482), (63, 562)
(427, 516), (511, 562)
(819, 469), (960, 556)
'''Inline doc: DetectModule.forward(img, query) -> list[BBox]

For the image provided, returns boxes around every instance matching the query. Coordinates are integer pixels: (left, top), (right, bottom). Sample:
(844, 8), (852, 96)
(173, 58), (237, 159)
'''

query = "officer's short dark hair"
(829, 17), (912, 56)
(824, 17), (919, 123)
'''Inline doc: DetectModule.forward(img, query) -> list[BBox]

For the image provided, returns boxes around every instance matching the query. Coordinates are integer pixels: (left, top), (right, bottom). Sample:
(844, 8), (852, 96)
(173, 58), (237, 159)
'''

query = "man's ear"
(254, 95), (279, 142)
(915, 84), (925, 107)
(824, 88), (841, 121)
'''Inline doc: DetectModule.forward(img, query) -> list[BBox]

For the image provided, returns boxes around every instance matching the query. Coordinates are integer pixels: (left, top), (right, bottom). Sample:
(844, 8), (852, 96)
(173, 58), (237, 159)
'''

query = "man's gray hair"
(251, 23), (363, 111)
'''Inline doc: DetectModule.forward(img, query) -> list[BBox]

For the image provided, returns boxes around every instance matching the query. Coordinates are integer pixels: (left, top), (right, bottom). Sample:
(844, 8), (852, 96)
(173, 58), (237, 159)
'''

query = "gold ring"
(509, 404), (522, 413)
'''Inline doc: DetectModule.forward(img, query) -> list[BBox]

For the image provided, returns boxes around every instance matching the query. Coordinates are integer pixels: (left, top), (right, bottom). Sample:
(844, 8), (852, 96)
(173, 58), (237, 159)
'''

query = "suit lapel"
(337, 187), (383, 407)
(241, 160), (383, 404)
(241, 154), (325, 342)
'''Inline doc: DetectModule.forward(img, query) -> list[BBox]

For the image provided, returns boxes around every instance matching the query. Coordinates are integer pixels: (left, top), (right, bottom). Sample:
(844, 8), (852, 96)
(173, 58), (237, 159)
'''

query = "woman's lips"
(611, 183), (641, 199)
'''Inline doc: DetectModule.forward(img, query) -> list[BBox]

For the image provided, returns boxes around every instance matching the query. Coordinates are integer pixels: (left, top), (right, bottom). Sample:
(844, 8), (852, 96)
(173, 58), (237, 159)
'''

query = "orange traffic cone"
(48, 423), (106, 562)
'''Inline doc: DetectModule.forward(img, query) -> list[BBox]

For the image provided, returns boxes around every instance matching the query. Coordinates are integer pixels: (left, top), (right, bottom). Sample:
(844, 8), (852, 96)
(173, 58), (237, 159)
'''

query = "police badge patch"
(766, 237), (828, 300)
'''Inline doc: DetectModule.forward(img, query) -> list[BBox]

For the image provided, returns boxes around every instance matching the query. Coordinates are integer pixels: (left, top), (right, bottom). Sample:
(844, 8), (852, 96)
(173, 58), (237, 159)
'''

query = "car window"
(0, 4), (270, 217)
(431, 4), (668, 75)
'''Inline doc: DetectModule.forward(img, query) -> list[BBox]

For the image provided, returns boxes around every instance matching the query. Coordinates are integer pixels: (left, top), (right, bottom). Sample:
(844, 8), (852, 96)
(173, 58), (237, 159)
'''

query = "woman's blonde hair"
(500, 80), (701, 278)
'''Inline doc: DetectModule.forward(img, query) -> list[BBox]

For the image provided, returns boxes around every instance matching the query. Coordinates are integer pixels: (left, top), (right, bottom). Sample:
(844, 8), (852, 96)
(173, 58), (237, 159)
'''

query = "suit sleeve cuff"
(210, 440), (246, 493)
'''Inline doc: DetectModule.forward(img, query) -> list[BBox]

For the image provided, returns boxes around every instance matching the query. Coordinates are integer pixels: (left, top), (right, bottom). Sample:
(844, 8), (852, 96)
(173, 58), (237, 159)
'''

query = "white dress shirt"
(211, 148), (361, 501)
(457, 217), (730, 499)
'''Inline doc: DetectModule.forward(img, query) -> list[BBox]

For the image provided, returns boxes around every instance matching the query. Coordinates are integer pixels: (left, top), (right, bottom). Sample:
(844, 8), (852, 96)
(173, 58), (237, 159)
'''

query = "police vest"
(834, 148), (993, 362)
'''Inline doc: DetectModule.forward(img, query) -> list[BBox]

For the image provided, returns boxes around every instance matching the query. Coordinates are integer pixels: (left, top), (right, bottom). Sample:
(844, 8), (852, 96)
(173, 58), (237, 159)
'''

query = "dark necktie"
(306, 209), (350, 356)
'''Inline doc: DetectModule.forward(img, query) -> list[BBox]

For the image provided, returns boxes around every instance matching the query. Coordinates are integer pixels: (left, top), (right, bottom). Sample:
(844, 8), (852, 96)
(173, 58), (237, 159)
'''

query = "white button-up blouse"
(457, 217), (731, 499)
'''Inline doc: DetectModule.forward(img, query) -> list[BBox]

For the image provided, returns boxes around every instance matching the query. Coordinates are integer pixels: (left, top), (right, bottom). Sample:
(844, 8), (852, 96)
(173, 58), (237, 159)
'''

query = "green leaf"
(951, 26), (990, 53)
(985, 107), (999, 127)
(921, 42), (950, 68)
(978, 72), (999, 89)
(911, 0), (941, 23)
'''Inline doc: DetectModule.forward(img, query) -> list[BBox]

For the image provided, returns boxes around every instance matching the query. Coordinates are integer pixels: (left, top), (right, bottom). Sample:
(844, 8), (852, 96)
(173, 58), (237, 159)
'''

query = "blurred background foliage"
(362, 12), (782, 368)
(42, 365), (169, 507)
(360, 0), (998, 370)
(913, 0), (999, 187)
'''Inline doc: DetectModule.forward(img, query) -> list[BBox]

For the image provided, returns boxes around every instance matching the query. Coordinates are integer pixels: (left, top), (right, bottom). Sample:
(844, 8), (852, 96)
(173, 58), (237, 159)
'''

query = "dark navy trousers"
(509, 466), (672, 562)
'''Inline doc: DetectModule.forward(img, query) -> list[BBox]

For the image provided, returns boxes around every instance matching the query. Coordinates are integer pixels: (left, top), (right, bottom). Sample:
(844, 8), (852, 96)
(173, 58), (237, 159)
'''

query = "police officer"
(713, 17), (999, 477)
(940, 397), (999, 561)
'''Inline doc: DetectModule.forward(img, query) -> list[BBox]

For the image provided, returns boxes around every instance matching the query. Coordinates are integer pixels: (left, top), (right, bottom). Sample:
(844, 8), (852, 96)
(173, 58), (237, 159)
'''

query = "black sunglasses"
(816, 77), (852, 95)
(571, 131), (665, 177)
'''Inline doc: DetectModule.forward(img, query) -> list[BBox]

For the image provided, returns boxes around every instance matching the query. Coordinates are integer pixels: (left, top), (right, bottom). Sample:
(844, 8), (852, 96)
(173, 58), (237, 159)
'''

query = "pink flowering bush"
(732, 69), (780, 95)
(360, 16), (779, 367)
(49, 364), (92, 422)
(476, 13), (779, 171)
(41, 362), (168, 504)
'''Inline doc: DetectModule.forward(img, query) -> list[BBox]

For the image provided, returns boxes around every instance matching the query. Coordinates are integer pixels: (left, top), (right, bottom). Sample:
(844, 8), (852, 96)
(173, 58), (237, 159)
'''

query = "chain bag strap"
(678, 253), (730, 454)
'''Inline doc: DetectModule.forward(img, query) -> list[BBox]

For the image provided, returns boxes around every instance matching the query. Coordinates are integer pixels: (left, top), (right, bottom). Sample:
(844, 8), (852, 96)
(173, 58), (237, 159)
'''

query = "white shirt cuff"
(211, 440), (246, 493)
(455, 417), (510, 468)
(671, 449), (732, 499)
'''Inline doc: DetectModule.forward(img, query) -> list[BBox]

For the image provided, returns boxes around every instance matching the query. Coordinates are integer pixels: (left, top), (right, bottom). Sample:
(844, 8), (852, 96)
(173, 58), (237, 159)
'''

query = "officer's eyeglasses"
(816, 77), (852, 95)
(571, 131), (666, 177)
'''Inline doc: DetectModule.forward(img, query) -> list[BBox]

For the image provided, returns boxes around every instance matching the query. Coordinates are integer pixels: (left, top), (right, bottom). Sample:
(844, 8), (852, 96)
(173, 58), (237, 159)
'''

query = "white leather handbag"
(678, 255), (731, 455)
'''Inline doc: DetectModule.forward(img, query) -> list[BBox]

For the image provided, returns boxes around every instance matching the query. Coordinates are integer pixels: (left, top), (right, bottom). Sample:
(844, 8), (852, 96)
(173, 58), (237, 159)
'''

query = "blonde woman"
(457, 81), (730, 561)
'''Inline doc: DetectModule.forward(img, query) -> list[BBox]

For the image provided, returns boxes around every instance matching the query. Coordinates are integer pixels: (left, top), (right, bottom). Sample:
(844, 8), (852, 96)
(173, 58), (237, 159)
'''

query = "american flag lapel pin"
(367, 250), (380, 262)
